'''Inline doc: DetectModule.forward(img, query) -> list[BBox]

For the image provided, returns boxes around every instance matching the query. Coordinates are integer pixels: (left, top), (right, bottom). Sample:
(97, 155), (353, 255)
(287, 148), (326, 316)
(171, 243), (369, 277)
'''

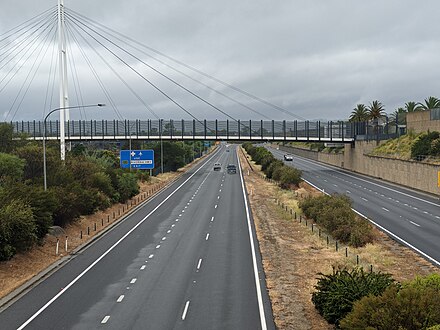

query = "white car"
(284, 154), (293, 161)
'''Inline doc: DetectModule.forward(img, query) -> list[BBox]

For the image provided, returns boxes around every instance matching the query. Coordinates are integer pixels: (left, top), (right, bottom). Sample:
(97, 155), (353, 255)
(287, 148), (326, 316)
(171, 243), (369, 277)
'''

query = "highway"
(0, 145), (274, 330)
(268, 146), (440, 268)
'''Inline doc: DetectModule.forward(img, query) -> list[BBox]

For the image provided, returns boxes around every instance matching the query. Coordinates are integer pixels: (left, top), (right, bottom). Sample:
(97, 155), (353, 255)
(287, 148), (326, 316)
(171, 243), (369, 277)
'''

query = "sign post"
(120, 150), (154, 170)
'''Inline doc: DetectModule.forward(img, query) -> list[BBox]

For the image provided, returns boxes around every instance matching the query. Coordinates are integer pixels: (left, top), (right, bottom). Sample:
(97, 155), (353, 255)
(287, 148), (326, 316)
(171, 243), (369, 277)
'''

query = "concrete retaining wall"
(280, 142), (440, 195)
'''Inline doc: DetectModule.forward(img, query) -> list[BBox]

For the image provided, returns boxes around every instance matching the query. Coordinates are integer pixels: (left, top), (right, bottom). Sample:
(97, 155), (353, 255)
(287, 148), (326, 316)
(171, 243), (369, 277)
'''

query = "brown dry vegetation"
(238, 147), (439, 330)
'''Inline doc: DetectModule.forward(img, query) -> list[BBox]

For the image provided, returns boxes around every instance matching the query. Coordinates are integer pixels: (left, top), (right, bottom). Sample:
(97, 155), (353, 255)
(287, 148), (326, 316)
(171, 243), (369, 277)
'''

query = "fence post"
(65, 236), (68, 252)
(56, 238), (59, 255)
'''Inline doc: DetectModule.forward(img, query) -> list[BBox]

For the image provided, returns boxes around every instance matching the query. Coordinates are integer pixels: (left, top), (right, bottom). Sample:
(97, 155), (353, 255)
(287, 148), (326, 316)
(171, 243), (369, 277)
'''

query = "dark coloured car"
(227, 164), (237, 174)
(213, 163), (221, 171)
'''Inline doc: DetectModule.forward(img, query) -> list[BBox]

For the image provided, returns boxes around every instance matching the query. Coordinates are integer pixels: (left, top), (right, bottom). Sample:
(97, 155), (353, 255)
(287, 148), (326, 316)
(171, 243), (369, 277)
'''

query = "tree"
(0, 200), (37, 260)
(405, 101), (423, 113)
(0, 123), (14, 153)
(418, 96), (440, 110)
(367, 100), (385, 120)
(349, 104), (369, 122)
(0, 152), (25, 183)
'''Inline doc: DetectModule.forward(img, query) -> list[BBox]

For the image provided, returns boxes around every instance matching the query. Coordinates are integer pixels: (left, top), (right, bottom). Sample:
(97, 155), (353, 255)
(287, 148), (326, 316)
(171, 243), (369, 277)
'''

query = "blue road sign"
(120, 150), (154, 170)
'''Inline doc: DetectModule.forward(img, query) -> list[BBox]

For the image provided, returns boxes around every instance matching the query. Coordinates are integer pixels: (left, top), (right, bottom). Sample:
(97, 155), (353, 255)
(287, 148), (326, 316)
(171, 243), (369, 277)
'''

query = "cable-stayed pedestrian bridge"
(11, 119), (357, 142)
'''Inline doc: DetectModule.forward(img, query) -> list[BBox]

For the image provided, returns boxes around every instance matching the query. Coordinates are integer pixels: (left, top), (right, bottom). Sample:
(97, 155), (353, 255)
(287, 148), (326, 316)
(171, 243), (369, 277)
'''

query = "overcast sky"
(1, 0), (440, 122)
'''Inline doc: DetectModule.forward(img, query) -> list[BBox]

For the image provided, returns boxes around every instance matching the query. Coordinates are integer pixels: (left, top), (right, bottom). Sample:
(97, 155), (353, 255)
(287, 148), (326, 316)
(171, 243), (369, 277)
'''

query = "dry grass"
(238, 147), (440, 330)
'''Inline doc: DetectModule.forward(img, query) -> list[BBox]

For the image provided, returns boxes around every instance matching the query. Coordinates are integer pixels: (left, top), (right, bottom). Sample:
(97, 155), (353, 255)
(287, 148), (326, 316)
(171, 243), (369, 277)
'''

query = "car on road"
(284, 154), (293, 161)
(213, 163), (221, 171)
(227, 164), (237, 174)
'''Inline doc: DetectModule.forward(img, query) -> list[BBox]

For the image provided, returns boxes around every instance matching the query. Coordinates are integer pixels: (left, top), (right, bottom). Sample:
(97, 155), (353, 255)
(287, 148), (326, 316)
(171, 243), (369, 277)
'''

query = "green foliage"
(411, 131), (440, 159)
(0, 152), (25, 183)
(279, 166), (302, 188)
(340, 274), (440, 330)
(116, 171), (139, 202)
(0, 123), (14, 153)
(265, 159), (284, 179)
(0, 200), (37, 260)
(300, 194), (374, 247)
(0, 183), (57, 240)
(312, 267), (394, 326)
(242, 143), (302, 189)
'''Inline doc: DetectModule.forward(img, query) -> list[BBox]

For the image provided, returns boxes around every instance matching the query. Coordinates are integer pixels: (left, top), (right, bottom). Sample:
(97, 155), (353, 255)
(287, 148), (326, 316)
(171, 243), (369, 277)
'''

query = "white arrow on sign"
(139, 152), (143, 156)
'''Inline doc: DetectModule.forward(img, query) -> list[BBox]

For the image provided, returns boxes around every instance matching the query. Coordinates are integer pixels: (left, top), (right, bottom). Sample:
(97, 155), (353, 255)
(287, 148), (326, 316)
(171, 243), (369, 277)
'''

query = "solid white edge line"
(302, 178), (440, 267)
(182, 300), (190, 320)
(17, 148), (221, 330)
(237, 148), (268, 330)
(286, 150), (440, 209)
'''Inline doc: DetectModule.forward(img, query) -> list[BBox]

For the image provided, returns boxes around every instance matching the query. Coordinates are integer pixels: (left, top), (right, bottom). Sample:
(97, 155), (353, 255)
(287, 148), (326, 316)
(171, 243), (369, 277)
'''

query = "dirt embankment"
(238, 147), (439, 330)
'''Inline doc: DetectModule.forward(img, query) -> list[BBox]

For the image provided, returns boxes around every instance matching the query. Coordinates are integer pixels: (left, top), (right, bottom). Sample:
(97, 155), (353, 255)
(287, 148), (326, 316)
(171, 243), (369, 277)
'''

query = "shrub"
(300, 194), (374, 247)
(312, 267), (394, 326)
(0, 200), (37, 260)
(340, 274), (440, 330)
(0, 152), (25, 183)
(265, 159), (284, 179)
(279, 166), (302, 188)
(411, 131), (440, 159)
(116, 171), (139, 202)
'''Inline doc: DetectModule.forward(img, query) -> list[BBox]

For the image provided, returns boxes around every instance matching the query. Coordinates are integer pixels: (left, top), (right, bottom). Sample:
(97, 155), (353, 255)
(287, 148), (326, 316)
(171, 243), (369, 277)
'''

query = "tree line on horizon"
(348, 96), (440, 125)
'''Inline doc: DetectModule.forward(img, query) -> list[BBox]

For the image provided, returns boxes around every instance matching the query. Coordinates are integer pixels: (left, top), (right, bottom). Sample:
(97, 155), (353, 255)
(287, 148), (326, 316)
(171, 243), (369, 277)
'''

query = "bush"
(340, 274), (440, 330)
(265, 159), (284, 179)
(312, 267), (394, 326)
(300, 194), (374, 247)
(0, 152), (25, 183)
(411, 131), (440, 159)
(0, 200), (37, 260)
(279, 166), (302, 188)
(116, 171), (139, 202)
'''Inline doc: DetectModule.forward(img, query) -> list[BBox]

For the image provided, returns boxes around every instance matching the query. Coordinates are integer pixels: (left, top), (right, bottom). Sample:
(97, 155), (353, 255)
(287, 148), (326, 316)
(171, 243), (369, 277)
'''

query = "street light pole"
(43, 103), (105, 191)
(160, 119), (164, 174)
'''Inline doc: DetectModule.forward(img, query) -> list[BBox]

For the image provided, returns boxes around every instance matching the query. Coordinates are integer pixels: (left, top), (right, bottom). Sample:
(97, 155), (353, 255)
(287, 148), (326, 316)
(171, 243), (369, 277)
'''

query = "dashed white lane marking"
(182, 301), (190, 320)
(187, 202), (190, 205)
(140, 265), (146, 270)
(117, 295), (125, 303)
(101, 316), (110, 324)
(182, 210), (185, 213)
(15, 148), (222, 330)
(217, 196), (220, 199)
(167, 230), (171, 233)
(156, 245), (161, 249)
(333, 184), (338, 187)
(197, 258), (203, 270)
(148, 254), (154, 259)
(162, 237), (166, 241)
(382, 207), (390, 212)
(171, 224), (175, 227)
(176, 219), (179, 222)
(211, 216), (214, 222)
(361, 197), (368, 202)
(205, 233), (210, 240)
(184, 206), (188, 209)
(215, 204), (218, 209)
(346, 190), (351, 194)
(130, 278), (137, 284)
(219, 189), (222, 192)
(423, 211), (429, 214)
(436, 216), (440, 219)
(410, 221), (421, 227)
(178, 214), (182, 217)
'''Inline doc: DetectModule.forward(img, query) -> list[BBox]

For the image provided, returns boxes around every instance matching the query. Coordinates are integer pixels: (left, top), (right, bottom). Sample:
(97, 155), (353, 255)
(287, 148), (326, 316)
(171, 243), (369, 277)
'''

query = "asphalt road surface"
(269, 146), (440, 268)
(0, 145), (275, 330)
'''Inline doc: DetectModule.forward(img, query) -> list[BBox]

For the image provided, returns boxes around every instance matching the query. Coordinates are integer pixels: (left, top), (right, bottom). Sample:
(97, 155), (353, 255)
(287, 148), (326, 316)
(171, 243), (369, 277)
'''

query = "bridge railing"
(9, 119), (363, 141)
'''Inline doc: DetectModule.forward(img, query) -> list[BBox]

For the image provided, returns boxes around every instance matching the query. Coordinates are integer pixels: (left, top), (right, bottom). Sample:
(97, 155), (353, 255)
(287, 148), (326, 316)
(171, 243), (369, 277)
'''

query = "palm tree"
(404, 101), (423, 112)
(368, 100), (385, 120)
(389, 107), (406, 126)
(417, 96), (440, 110)
(349, 104), (369, 122)
(368, 100), (386, 137)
